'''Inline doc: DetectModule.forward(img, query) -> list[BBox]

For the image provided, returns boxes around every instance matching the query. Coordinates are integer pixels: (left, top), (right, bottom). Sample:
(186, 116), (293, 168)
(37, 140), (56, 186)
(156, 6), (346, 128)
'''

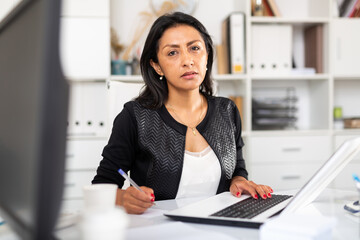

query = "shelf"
(66, 134), (109, 140)
(249, 129), (331, 137)
(110, 75), (143, 83)
(251, 74), (329, 81)
(213, 74), (247, 81)
(66, 78), (107, 83)
(333, 129), (360, 136)
(333, 76), (360, 80)
(250, 17), (330, 25)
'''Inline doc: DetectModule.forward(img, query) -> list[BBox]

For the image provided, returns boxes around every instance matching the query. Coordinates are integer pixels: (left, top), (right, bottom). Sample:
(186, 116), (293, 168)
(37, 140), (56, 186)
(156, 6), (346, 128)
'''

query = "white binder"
(251, 24), (292, 76)
(226, 12), (246, 74)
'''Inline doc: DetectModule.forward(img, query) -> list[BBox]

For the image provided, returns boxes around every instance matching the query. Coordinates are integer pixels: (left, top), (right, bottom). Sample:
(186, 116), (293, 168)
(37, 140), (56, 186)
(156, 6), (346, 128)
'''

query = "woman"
(92, 12), (273, 214)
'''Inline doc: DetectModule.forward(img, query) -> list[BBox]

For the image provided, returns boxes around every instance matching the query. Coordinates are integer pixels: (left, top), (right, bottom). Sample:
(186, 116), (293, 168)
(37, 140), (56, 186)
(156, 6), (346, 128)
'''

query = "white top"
(175, 146), (221, 199)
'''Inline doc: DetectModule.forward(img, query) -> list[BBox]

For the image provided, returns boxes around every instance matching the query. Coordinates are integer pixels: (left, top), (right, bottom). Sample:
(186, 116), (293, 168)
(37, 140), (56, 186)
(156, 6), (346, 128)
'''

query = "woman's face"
(151, 24), (208, 93)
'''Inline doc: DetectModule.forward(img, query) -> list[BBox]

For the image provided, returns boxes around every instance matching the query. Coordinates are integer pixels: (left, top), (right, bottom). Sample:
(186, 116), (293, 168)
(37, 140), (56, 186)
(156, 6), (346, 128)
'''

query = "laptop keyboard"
(210, 194), (292, 219)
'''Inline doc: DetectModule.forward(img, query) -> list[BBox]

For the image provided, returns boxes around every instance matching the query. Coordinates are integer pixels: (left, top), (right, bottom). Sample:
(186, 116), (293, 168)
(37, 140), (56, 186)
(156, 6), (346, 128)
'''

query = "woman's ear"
(150, 60), (163, 76)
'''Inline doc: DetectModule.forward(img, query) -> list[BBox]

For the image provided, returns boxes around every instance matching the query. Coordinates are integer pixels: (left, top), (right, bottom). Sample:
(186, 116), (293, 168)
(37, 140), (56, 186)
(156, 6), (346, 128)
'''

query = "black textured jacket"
(92, 96), (248, 200)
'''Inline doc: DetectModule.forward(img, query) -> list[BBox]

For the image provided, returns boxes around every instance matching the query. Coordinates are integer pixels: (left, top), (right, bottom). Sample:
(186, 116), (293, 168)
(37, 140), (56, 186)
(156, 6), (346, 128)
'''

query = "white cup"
(80, 207), (128, 240)
(82, 184), (118, 212)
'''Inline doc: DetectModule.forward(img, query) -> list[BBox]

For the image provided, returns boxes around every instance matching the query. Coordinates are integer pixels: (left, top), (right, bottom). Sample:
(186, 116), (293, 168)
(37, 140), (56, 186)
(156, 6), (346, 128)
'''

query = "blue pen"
(353, 173), (360, 191)
(118, 169), (155, 204)
(353, 173), (360, 182)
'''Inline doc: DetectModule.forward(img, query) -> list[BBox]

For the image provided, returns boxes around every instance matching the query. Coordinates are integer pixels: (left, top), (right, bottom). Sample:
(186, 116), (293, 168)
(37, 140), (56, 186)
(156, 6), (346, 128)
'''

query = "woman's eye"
(168, 51), (176, 56)
(191, 46), (200, 51)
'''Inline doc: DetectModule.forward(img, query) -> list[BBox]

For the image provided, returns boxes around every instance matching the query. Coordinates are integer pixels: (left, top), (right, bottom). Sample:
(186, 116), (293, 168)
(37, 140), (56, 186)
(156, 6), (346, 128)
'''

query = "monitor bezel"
(0, 0), (32, 33)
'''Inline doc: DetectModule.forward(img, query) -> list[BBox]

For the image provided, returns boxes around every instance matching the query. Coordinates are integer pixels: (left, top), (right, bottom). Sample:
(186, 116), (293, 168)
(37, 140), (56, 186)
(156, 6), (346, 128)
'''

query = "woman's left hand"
(230, 176), (273, 199)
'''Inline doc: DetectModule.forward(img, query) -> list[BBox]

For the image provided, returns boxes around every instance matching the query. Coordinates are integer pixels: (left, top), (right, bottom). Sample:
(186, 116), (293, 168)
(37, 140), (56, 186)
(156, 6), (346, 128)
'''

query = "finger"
(140, 186), (155, 202)
(122, 190), (154, 212)
(234, 181), (258, 199)
(230, 183), (243, 197)
(265, 185), (273, 193)
(124, 193), (154, 208)
(123, 200), (150, 214)
(262, 185), (273, 198)
(254, 185), (268, 199)
(242, 182), (258, 199)
(128, 186), (153, 202)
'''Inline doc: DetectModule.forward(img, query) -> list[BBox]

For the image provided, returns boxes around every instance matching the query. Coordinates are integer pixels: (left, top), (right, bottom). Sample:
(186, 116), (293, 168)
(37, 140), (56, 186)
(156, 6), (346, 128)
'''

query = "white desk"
(56, 188), (359, 240)
(1, 188), (359, 240)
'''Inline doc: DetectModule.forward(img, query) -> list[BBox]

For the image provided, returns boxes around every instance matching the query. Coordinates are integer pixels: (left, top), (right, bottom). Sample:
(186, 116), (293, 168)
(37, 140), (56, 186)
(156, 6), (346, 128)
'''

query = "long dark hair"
(136, 12), (214, 109)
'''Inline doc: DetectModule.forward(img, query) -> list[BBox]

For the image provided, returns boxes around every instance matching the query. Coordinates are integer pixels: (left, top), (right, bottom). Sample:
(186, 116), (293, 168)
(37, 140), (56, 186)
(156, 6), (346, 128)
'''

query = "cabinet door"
(63, 170), (97, 199)
(248, 136), (332, 163)
(107, 80), (144, 125)
(67, 82), (108, 137)
(332, 19), (360, 76)
(60, 17), (110, 80)
(66, 138), (107, 170)
(62, 0), (109, 17)
(250, 162), (322, 191)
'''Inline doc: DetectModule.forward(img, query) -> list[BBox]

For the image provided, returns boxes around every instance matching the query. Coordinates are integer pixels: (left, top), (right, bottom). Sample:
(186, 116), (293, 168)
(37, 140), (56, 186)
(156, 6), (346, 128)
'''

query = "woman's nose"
(181, 51), (194, 67)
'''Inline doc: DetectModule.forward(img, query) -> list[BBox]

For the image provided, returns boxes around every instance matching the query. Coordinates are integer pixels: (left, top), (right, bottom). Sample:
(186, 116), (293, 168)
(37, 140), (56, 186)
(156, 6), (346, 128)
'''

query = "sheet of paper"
(139, 207), (168, 219)
(125, 221), (238, 240)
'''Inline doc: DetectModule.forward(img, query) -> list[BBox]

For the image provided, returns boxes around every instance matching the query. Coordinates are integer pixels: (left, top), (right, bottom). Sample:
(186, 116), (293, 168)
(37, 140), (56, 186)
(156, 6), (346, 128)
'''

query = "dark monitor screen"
(0, 0), (68, 239)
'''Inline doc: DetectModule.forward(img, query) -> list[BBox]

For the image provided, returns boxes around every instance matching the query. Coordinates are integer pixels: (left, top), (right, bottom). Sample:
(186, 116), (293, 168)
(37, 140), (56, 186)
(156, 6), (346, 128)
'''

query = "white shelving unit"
(107, 0), (360, 190)
(62, 0), (360, 203)
(60, 0), (111, 211)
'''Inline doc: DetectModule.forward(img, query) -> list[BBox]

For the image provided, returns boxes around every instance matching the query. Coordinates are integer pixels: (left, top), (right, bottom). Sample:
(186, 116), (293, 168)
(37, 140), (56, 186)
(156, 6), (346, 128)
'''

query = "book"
(263, 0), (275, 16)
(223, 12), (246, 74)
(229, 96), (244, 119)
(304, 24), (323, 73)
(218, 19), (231, 74)
(339, 0), (358, 17)
(216, 44), (229, 74)
(349, 0), (360, 17)
(266, 0), (281, 17)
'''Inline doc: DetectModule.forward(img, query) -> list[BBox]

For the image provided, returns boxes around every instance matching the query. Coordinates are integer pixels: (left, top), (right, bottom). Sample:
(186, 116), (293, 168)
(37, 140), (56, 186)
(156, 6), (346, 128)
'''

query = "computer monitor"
(0, 0), (68, 239)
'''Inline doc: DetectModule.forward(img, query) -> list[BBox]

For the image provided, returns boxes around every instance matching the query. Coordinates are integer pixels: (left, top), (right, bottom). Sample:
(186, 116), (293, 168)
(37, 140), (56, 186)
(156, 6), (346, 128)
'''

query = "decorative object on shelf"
(333, 106), (344, 129)
(344, 118), (360, 128)
(251, 0), (279, 16)
(252, 87), (298, 130)
(111, 59), (127, 75)
(111, 27), (124, 60)
(150, 0), (198, 15)
(110, 27), (126, 75)
(121, 11), (153, 63)
(252, 0), (264, 16)
(121, 1), (184, 69)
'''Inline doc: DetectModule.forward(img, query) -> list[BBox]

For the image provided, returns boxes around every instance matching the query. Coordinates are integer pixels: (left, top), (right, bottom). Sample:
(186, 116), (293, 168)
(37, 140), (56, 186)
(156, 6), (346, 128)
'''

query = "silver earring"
(206, 67), (208, 71)
(159, 75), (163, 80)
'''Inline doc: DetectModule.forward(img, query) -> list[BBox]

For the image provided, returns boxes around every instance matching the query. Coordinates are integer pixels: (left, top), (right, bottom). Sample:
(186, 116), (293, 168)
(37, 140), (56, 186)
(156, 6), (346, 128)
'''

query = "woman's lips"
(181, 71), (197, 79)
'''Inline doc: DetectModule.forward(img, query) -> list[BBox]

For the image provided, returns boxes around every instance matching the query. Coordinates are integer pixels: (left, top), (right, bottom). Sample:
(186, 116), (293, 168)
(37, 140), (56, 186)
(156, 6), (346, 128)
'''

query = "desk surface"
(1, 188), (359, 240)
(57, 188), (359, 240)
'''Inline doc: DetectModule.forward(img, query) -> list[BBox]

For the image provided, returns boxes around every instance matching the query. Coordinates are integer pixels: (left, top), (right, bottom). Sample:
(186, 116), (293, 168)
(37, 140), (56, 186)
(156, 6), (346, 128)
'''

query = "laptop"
(165, 137), (360, 228)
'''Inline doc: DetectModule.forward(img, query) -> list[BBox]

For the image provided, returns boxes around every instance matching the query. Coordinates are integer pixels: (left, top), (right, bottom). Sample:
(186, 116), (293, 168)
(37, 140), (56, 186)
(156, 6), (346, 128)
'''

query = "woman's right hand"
(116, 186), (155, 214)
